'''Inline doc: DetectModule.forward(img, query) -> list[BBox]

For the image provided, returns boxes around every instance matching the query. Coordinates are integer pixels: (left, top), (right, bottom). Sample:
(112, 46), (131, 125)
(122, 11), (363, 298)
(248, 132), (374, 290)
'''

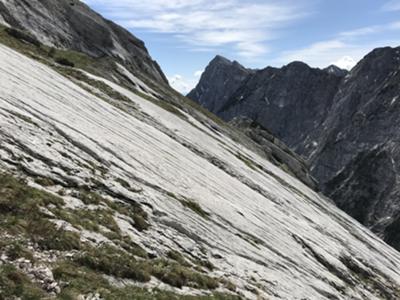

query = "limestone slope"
(1, 44), (400, 299)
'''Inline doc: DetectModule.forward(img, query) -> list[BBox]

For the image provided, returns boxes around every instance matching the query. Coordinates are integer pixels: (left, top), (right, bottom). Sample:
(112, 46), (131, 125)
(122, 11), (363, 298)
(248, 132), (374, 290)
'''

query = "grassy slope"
(0, 173), (240, 299)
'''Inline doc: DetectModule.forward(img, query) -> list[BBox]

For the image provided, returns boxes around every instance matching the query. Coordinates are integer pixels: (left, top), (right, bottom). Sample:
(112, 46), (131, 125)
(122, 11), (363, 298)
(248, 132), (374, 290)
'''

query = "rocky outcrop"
(0, 0), (168, 84)
(187, 55), (253, 111)
(229, 117), (317, 189)
(189, 47), (400, 251)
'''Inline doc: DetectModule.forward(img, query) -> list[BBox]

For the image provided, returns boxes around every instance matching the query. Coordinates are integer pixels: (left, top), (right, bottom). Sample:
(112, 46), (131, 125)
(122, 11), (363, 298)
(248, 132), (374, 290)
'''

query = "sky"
(83, 0), (400, 94)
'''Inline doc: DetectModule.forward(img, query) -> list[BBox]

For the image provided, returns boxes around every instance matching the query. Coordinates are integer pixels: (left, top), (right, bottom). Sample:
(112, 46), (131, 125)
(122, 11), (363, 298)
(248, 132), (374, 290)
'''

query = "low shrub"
(5, 28), (41, 47)
(0, 264), (44, 299)
(55, 57), (75, 67)
(75, 245), (151, 282)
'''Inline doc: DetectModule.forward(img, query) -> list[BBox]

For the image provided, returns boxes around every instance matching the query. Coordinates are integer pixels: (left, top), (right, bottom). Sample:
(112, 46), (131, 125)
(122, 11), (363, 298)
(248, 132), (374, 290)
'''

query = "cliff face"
(0, 0), (168, 84)
(189, 48), (400, 250)
(307, 47), (400, 245)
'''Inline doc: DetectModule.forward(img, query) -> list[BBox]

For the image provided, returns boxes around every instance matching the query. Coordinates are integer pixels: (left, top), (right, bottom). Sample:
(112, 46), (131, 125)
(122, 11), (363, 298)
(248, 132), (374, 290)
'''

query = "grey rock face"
(306, 47), (400, 247)
(190, 48), (400, 250)
(187, 55), (253, 111)
(190, 58), (344, 153)
(0, 0), (167, 84)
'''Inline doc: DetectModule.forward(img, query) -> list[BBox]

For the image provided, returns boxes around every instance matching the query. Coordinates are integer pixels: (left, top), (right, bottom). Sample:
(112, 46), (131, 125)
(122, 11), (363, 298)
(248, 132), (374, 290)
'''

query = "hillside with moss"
(0, 2), (400, 300)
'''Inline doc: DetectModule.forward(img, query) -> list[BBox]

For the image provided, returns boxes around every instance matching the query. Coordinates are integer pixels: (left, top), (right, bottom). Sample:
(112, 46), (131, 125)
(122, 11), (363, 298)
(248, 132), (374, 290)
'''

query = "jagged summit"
(324, 65), (349, 77)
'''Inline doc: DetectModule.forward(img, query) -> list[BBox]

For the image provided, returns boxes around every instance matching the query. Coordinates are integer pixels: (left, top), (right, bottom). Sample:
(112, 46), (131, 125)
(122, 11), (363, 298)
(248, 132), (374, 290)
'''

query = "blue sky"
(83, 0), (400, 94)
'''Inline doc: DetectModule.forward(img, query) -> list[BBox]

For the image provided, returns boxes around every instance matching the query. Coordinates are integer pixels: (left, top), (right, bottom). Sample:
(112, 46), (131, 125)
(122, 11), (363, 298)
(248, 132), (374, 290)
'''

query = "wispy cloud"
(167, 69), (204, 94)
(83, 0), (309, 59)
(382, 0), (400, 11)
(275, 20), (400, 70)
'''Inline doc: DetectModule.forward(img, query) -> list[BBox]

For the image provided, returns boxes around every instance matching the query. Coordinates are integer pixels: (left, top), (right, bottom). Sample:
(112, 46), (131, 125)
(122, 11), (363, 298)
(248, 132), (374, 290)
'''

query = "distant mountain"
(189, 58), (344, 154)
(187, 55), (254, 112)
(189, 48), (400, 251)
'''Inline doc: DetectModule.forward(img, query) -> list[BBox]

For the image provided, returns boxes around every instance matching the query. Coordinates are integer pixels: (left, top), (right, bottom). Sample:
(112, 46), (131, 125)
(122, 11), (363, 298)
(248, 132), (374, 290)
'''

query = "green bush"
(4, 27), (40, 47)
(0, 264), (44, 299)
(75, 245), (151, 282)
(56, 57), (75, 67)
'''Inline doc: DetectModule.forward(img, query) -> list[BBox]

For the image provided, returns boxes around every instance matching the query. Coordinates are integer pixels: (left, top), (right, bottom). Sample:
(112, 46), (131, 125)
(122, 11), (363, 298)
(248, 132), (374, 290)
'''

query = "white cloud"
(332, 56), (357, 70)
(168, 74), (198, 94)
(382, 0), (400, 11)
(84, 0), (308, 59)
(277, 39), (359, 69)
(275, 20), (400, 70)
(194, 70), (203, 77)
(339, 21), (400, 38)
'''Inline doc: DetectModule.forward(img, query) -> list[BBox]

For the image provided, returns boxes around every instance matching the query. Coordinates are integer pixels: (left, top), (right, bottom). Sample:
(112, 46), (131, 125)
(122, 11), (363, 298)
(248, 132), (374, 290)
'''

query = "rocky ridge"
(188, 48), (400, 251)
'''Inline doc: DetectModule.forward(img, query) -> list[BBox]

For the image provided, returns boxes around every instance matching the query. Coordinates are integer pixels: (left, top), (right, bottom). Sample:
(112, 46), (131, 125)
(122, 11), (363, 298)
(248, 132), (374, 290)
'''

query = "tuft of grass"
(74, 243), (219, 290)
(151, 260), (219, 290)
(235, 153), (258, 171)
(0, 173), (82, 251)
(179, 198), (210, 219)
(115, 177), (131, 189)
(55, 57), (75, 67)
(4, 240), (35, 262)
(54, 260), (240, 300)
(75, 244), (151, 282)
(76, 190), (103, 205)
(34, 176), (55, 187)
(104, 199), (150, 232)
(0, 264), (45, 299)
(4, 27), (41, 47)
(167, 250), (190, 267)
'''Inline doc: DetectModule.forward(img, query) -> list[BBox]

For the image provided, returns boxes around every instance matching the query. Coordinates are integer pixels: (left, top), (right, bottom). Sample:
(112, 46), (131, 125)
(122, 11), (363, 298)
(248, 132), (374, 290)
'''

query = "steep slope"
(2, 38), (400, 300)
(189, 48), (400, 251)
(187, 56), (253, 112)
(0, 0), (167, 84)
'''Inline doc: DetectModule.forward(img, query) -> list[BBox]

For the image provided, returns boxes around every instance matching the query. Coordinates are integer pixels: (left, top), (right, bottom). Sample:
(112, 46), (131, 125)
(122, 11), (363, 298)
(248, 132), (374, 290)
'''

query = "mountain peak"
(211, 54), (232, 64)
(284, 61), (311, 70)
(324, 65), (349, 77)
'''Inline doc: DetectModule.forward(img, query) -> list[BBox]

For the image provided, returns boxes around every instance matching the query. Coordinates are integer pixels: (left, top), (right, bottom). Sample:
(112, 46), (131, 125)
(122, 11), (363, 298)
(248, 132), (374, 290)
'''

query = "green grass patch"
(179, 198), (210, 219)
(54, 260), (240, 300)
(235, 153), (258, 171)
(0, 173), (82, 251)
(75, 244), (151, 282)
(0, 264), (45, 299)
